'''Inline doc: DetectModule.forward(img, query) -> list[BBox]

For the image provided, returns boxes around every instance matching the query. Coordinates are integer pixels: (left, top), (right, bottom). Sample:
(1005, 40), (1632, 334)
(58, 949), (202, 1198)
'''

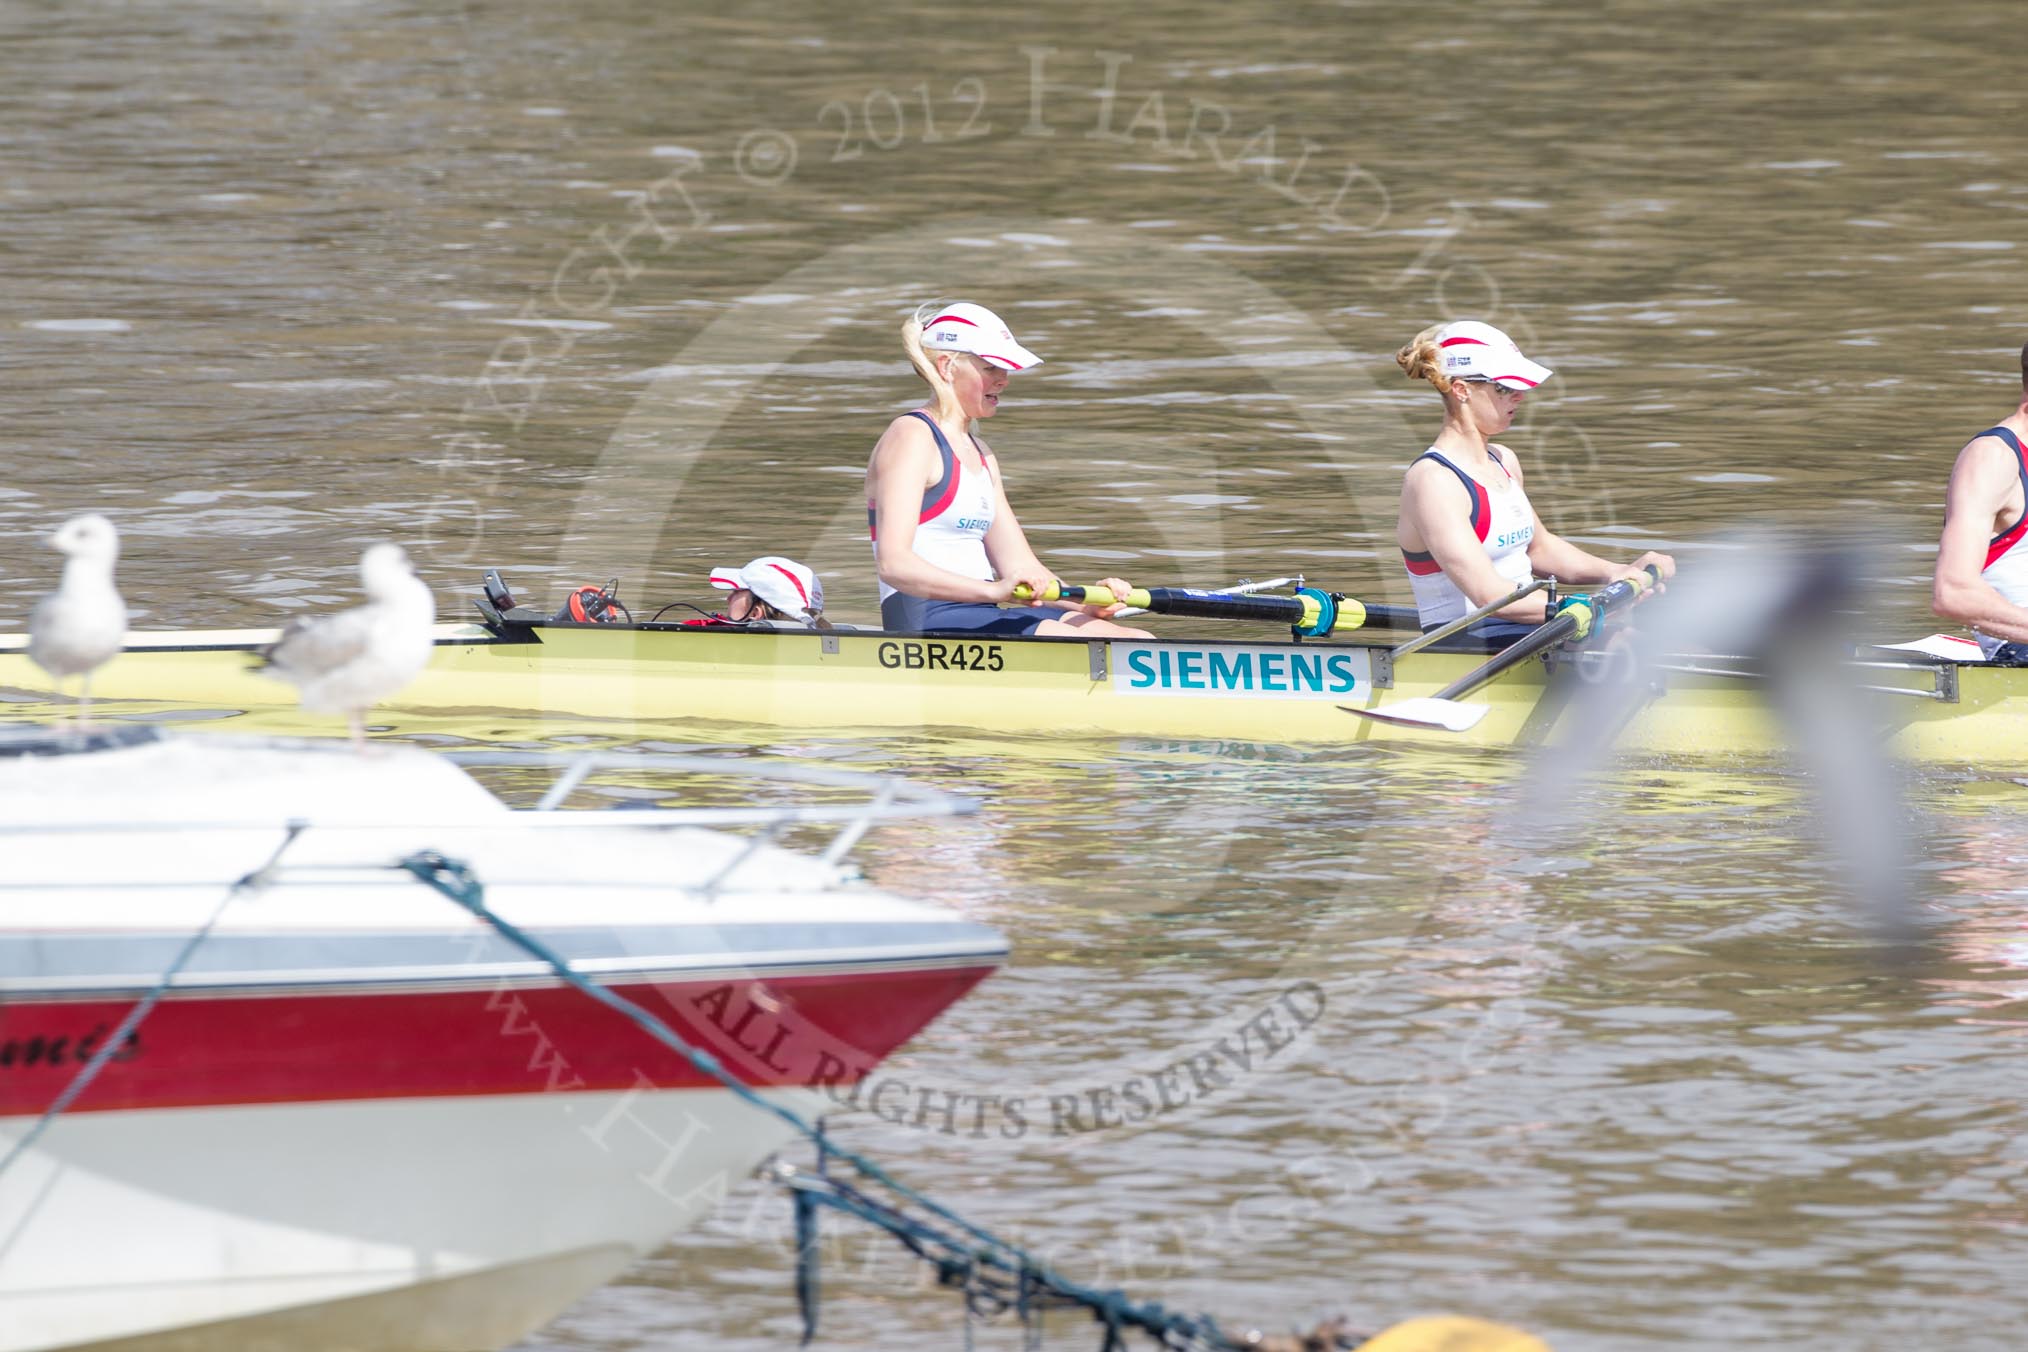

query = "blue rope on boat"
(396, 849), (1245, 1351)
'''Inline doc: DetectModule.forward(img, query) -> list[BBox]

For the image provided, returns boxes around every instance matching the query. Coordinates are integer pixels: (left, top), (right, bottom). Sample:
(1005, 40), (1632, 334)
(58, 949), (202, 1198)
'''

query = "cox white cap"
(708, 557), (823, 622)
(919, 302), (1043, 372)
(1436, 320), (1552, 390)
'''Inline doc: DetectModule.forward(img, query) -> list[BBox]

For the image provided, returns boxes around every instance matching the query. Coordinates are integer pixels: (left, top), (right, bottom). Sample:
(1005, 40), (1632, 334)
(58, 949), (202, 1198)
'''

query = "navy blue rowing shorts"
(881, 594), (1062, 636)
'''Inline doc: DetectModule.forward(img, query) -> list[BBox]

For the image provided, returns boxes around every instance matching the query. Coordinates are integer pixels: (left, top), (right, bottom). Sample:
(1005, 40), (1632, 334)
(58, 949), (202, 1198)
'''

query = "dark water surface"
(8, 2), (2028, 1348)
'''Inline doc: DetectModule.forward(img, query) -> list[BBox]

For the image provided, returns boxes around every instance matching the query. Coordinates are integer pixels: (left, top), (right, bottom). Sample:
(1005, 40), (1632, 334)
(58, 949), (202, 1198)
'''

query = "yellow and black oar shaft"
(1345, 565), (1663, 732)
(1423, 565), (1659, 703)
(1014, 582), (1364, 637)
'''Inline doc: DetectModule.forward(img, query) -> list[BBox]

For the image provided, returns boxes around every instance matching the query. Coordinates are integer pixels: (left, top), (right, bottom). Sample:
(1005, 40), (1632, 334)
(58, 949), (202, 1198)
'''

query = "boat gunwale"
(0, 609), (1993, 670)
(491, 615), (1530, 658)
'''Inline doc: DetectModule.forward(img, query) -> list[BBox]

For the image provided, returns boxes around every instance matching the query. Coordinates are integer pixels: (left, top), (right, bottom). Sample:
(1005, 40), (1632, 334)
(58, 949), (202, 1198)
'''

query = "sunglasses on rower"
(725, 589), (782, 622)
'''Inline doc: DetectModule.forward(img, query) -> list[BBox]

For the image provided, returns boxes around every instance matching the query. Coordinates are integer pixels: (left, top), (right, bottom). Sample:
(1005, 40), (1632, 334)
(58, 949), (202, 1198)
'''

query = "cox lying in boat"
(530, 558), (833, 631)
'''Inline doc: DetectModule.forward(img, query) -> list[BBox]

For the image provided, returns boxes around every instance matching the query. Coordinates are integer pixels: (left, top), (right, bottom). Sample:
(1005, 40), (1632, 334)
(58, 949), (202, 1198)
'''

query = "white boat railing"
(0, 749), (978, 870)
(461, 748), (978, 865)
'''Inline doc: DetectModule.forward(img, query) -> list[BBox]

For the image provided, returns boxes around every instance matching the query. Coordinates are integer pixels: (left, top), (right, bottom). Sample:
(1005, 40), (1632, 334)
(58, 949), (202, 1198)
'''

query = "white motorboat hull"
(1, 1088), (817, 1352)
(0, 731), (1004, 1351)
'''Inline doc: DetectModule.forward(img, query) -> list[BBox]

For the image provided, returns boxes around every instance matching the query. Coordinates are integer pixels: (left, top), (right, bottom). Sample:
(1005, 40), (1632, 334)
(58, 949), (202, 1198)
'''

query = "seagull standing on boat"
(258, 543), (435, 750)
(28, 513), (128, 724)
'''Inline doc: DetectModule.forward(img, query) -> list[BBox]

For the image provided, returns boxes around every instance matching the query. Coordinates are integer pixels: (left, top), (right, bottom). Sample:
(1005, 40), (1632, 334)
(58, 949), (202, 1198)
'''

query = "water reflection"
(1928, 804), (2028, 1018)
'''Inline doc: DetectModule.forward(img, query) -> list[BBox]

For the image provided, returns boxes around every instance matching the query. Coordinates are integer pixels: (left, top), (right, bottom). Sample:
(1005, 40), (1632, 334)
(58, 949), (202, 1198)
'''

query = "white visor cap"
(708, 557), (823, 621)
(919, 302), (1043, 372)
(1435, 320), (1552, 390)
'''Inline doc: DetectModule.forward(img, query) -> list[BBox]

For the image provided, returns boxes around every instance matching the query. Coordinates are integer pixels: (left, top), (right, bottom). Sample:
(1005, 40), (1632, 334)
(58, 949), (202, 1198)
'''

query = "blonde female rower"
(1395, 320), (1675, 643)
(866, 301), (1151, 637)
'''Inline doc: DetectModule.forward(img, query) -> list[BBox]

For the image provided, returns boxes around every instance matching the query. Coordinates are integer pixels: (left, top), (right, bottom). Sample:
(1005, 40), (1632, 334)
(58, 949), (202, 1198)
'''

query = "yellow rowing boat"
(0, 610), (2013, 764)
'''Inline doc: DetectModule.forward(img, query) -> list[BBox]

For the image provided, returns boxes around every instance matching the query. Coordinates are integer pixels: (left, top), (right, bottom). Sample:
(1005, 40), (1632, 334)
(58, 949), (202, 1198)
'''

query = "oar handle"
(1424, 565), (1661, 704)
(1013, 581), (1133, 607)
(1553, 564), (1660, 641)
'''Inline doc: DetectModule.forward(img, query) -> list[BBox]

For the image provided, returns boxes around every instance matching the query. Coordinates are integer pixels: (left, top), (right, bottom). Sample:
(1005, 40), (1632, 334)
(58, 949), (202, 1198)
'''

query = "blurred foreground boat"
(0, 727), (1002, 1352)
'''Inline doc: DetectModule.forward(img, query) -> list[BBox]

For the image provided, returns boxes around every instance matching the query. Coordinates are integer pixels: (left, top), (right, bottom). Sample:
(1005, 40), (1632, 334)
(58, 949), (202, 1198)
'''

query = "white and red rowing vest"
(1975, 425), (2028, 657)
(869, 411), (997, 602)
(1401, 446), (1536, 627)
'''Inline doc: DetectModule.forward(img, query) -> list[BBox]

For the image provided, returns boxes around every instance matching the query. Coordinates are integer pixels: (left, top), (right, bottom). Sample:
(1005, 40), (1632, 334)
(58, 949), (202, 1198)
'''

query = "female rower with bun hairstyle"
(1395, 319), (1675, 643)
(866, 301), (1152, 637)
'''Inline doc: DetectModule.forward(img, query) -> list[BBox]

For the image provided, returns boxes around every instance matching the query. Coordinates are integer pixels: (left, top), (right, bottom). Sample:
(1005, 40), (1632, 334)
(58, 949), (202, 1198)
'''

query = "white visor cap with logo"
(709, 557), (823, 621)
(1435, 320), (1553, 390)
(919, 302), (1043, 373)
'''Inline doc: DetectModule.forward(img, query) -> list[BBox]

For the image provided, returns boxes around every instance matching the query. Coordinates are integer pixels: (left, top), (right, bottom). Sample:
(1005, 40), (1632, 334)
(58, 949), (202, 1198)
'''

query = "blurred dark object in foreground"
(1518, 536), (1922, 953)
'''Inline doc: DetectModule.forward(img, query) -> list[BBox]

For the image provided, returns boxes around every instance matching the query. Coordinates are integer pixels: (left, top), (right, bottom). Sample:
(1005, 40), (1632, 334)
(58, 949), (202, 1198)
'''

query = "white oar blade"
(1341, 697), (1490, 732)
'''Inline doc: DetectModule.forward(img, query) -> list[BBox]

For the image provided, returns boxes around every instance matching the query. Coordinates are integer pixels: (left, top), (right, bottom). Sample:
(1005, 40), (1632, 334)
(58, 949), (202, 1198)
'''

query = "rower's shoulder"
(1400, 451), (1457, 497)
(873, 413), (937, 462)
(1959, 425), (2028, 460)
(1947, 428), (2028, 488)
(878, 411), (934, 441)
(1400, 453), (1469, 513)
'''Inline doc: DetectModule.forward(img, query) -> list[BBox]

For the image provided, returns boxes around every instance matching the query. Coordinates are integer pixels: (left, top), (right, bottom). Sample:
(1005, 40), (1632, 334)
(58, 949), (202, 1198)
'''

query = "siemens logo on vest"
(1117, 646), (1361, 696)
(1496, 527), (1534, 549)
(954, 517), (992, 532)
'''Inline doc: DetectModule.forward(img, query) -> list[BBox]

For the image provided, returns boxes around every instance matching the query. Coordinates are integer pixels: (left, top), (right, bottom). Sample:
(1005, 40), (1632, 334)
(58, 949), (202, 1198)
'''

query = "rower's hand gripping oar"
(1344, 565), (1662, 732)
(1014, 581), (1365, 637)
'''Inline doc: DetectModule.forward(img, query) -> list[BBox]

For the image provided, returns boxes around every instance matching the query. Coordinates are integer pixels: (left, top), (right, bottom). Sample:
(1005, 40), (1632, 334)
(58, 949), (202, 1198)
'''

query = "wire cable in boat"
(398, 848), (1248, 1351)
(396, 850), (1547, 1352)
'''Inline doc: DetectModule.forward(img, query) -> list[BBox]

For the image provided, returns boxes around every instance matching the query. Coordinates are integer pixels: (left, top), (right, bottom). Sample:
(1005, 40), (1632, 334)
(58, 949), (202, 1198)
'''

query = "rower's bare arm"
(1401, 459), (1548, 622)
(870, 420), (1006, 603)
(1525, 524), (1671, 588)
(1501, 449), (1676, 589)
(1494, 447), (1610, 584)
(1933, 437), (2028, 642)
(977, 456), (1045, 582)
(978, 453), (1123, 613)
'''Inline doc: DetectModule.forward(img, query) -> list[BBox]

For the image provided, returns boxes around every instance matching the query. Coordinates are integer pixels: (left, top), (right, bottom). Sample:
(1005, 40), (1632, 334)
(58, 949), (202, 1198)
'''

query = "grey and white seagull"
(28, 513), (129, 726)
(257, 543), (436, 750)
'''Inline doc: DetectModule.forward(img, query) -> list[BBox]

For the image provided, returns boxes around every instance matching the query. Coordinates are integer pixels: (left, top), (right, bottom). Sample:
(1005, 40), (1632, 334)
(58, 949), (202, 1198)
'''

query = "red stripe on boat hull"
(0, 967), (995, 1116)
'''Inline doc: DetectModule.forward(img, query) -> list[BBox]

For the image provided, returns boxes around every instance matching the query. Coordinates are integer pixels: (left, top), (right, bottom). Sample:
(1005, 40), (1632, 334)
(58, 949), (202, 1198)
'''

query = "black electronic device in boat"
(483, 569), (516, 611)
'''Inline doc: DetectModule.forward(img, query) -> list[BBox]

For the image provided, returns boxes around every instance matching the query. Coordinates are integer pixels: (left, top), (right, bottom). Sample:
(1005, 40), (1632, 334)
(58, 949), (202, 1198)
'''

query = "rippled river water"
(9, 2), (2028, 1349)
